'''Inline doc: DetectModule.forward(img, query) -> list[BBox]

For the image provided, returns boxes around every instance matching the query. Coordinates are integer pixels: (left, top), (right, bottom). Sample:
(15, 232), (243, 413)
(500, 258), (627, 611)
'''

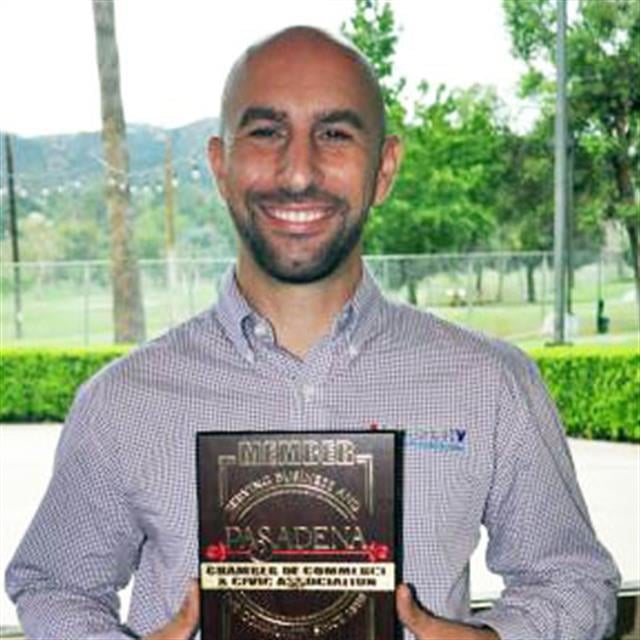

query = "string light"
(6, 160), (212, 201)
(6, 147), (212, 203)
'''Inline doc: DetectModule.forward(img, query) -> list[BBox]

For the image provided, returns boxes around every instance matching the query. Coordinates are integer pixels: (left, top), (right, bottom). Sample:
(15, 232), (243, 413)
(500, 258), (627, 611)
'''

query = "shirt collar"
(214, 264), (384, 359)
(331, 266), (383, 349)
(214, 267), (256, 362)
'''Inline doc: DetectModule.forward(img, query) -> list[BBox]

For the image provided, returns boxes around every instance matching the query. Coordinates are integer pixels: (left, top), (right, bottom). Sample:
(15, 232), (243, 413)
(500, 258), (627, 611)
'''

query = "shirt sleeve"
(4, 383), (145, 640)
(468, 351), (621, 640)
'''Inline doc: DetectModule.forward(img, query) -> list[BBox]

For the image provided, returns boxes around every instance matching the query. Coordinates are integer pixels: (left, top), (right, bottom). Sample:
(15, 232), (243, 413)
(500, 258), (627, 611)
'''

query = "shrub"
(0, 346), (638, 442)
(530, 346), (639, 443)
(0, 347), (128, 422)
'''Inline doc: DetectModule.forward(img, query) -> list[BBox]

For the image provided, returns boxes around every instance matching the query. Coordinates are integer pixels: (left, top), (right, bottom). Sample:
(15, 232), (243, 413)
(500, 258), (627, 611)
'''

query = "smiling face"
(209, 28), (401, 284)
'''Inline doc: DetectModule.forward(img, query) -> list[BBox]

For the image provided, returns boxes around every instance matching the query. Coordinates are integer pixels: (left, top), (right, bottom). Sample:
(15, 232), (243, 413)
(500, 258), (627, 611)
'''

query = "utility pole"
(164, 136), (177, 324)
(552, 0), (568, 344)
(4, 135), (23, 339)
(566, 135), (574, 316)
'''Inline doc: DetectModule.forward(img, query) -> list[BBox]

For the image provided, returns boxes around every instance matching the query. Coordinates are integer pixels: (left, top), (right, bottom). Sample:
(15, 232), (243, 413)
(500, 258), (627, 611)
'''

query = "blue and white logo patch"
(368, 422), (468, 453)
(404, 428), (467, 452)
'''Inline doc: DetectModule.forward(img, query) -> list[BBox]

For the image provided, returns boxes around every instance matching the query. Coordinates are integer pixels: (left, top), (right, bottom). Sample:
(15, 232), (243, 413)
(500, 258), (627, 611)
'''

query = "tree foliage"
(341, 0), (406, 130)
(0, 179), (236, 263)
(503, 0), (640, 311)
(342, 0), (511, 259)
(370, 85), (509, 255)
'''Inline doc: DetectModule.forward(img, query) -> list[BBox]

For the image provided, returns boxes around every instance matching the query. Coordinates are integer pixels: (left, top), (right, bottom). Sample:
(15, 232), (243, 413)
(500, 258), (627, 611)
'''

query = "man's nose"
(276, 136), (322, 192)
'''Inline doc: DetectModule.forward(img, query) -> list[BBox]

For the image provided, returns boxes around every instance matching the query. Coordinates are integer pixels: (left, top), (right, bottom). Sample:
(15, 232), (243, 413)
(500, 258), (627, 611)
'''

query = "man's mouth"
(258, 203), (337, 232)
(263, 206), (332, 224)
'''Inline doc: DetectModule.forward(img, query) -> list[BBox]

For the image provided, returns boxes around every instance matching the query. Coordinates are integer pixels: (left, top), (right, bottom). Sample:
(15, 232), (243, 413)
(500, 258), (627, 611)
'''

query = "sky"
(0, 0), (534, 137)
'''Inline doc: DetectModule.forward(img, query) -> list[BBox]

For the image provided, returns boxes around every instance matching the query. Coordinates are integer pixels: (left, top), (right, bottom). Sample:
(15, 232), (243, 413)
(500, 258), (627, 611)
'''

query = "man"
(6, 27), (619, 640)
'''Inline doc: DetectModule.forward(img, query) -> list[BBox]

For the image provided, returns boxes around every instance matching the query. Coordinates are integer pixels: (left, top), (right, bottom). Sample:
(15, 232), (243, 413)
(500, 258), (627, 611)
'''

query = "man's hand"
(144, 580), (200, 640)
(396, 584), (499, 640)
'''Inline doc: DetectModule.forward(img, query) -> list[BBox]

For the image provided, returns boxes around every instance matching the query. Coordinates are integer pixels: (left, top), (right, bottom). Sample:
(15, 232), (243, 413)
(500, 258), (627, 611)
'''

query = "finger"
(145, 580), (200, 640)
(176, 579), (200, 628)
(396, 583), (435, 636)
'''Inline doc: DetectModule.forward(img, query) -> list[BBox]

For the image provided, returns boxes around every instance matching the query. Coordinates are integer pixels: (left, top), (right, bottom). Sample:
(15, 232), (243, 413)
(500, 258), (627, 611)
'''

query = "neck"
(235, 252), (363, 359)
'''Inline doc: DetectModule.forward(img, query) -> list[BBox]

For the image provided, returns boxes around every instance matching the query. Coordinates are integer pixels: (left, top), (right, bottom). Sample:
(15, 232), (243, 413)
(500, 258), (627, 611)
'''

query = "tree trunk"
(496, 257), (505, 303)
(474, 261), (483, 300)
(407, 279), (418, 306)
(399, 258), (418, 305)
(626, 221), (640, 328)
(92, 0), (145, 343)
(526, 261), (536, 303)
(611, 117), (639, 328)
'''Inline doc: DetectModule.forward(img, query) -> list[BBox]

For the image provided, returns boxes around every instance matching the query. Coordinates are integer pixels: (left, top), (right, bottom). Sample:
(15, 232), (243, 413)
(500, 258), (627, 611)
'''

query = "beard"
(228, 186), (370, 284)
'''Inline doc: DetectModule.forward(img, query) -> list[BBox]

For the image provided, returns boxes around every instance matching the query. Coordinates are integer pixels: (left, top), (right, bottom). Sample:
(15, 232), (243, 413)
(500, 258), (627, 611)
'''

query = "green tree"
(20, 212), (62, 262)
(497, 119), (555, 302)
(374, 85), (512, 302)
(342, 0), (511, 303)
(56, 181), (110, 260)
(503, 0), (640, 317)
(341, 0), (406, 131)
(382, 85), (506, 256)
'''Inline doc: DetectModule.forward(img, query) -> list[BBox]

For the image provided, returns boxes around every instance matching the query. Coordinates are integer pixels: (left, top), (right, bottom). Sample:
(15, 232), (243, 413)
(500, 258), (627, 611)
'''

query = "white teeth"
(269, 209), (327, 223)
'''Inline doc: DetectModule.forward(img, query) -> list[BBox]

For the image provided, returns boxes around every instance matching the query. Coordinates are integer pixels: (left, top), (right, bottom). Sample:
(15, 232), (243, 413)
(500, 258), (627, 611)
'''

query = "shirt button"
(301, 384), (315, 402)
(254, 322), (269, 338)
(348, 344), (359, 358)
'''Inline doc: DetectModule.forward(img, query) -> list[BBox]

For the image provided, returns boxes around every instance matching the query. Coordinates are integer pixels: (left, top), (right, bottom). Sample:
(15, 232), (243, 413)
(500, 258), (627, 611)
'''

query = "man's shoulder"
(77, 306), (229, 400)
(380, 298), (534, 374)
(55, 307), (233, 452)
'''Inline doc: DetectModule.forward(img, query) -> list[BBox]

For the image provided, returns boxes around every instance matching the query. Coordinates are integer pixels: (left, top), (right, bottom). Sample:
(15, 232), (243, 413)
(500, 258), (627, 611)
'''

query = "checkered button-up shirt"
(6, 267), (620, 639)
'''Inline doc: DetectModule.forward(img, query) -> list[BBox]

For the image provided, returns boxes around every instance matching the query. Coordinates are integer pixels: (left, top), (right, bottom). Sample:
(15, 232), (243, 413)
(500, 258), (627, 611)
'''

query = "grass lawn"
(1, 260), (638, 349)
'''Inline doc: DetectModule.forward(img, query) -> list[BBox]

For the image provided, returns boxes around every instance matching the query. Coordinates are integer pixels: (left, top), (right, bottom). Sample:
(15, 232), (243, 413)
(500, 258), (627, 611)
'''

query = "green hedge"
(1, 346), (638, 442)
(530, 346), (639, 443)
(0, 347), (128, 422)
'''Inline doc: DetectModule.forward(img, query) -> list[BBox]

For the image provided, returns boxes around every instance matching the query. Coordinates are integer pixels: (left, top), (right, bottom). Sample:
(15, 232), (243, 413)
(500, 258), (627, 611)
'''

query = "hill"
(1, 119), (220, 193)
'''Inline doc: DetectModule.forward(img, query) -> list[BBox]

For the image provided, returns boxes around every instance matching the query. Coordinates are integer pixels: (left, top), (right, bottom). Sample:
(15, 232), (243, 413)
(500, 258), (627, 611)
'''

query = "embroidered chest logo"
(369, 422), (468, 453)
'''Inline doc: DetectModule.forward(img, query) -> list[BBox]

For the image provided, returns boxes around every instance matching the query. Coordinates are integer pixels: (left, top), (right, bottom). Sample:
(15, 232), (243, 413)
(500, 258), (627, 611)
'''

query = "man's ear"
(207, 136), (228, 200)
(373, 135), (403, 207)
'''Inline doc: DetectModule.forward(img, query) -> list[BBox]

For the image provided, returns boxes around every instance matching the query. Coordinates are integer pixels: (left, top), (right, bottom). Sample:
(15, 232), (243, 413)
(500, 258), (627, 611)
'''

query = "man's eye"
(249, 127), (279, 139)
(320, 128), (352, 142)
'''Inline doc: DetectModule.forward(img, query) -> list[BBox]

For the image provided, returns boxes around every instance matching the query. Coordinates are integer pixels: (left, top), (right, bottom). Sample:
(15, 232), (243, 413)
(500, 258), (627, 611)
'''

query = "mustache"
(246, 185), (348, 210)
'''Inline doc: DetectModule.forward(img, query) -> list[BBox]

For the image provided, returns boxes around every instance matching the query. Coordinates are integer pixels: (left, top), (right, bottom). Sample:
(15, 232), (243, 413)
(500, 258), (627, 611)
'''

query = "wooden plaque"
(197, 431), (402, 639)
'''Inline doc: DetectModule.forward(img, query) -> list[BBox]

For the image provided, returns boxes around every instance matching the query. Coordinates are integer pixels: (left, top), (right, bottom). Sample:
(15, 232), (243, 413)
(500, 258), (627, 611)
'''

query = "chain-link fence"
(1, 251), (637, 347)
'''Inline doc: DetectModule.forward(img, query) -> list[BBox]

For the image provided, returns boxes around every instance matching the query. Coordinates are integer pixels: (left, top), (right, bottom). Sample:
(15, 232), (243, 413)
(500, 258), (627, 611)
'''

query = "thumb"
(396, 583), (435, 637)
(176, 580), (200, 629)
(146, 579), (200, 640)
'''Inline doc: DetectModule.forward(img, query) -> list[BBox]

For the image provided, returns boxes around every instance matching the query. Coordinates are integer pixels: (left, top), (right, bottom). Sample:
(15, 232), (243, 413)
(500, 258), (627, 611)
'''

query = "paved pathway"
(1, 424), (638, 628)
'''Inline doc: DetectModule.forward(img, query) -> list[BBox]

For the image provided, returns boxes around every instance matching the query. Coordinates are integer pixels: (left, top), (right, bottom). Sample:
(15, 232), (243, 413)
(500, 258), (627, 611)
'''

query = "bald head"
(207, 25), (403, 286)
(219, 26), (386, 145)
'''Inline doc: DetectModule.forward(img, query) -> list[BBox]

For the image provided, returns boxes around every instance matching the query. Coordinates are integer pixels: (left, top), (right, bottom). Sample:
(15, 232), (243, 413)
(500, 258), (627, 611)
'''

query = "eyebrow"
(317, 109), (366, 131)
(238, 106), (287, 128)
(237, 106), (367, 132)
